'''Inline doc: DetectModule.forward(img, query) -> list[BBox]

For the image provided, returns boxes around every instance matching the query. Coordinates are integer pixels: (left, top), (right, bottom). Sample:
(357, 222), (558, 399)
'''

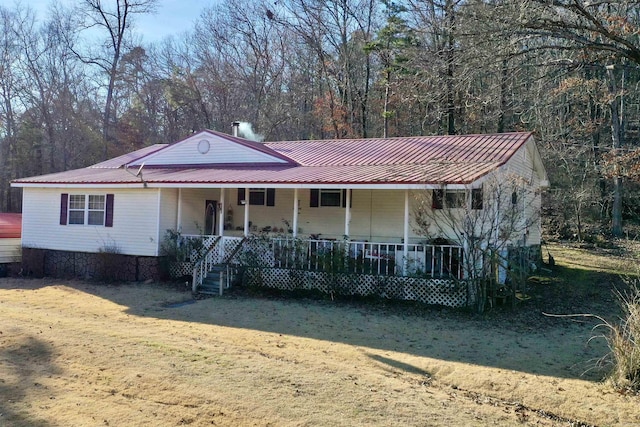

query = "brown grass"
(1, 243), (639, 426)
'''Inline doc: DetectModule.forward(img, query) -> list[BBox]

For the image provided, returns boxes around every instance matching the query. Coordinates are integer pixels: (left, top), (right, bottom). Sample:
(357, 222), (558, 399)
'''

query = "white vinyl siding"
(0, 238), (21, 263)
(22, 188), (160, 256)
(135, 134), (288, 166)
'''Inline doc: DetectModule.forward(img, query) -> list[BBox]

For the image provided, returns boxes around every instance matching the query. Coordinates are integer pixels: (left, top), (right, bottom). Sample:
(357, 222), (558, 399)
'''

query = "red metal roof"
(12, 132), (534, 187)
(0, 213), (21, 238)
(266, 133), (529, 167)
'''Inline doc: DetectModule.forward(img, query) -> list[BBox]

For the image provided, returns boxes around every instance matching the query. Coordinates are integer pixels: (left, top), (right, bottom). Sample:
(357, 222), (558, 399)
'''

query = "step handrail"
(191, 236), (222, 292)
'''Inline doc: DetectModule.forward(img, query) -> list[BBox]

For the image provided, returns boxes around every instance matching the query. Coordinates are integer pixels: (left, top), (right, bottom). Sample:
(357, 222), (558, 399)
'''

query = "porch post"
(344, 188), (351, 238)
(243, 187), (250, 237)
(176, 188), (182, 231)
(218, 188), (225, 236)
(292, 188), (299, 238)
(403, 189), (409, 274)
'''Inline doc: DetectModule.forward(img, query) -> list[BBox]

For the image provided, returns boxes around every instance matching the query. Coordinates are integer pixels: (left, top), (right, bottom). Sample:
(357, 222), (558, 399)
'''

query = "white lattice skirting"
(243, 268), (470, 307)
(169, 261), (194, 278)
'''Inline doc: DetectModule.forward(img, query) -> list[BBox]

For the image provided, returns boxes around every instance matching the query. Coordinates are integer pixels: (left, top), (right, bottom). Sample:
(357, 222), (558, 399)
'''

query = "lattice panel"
(169, 261), (194, 278)
(243, 268), (469, 307)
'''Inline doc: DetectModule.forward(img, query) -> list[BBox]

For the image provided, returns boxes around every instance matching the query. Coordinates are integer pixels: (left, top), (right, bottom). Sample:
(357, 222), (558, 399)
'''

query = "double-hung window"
(432, 188), (483, 210)
(60, 193), (114, 227)
(309, 189), (352, 208)
(237, 188), (276, 206)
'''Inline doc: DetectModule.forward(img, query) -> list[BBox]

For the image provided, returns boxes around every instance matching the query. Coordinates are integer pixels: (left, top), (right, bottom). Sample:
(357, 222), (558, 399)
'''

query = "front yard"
(0, 243), (638, 426)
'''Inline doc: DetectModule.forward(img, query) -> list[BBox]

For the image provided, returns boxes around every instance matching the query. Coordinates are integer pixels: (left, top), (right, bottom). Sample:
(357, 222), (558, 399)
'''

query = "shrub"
(595, 285), (640, 393)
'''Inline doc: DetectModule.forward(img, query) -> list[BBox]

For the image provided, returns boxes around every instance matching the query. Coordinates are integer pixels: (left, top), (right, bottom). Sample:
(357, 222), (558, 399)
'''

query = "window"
(237, 188), (275, 206)
(309, 189), (352, 208)
(60, 193), (113, 227)
(320, 189), (341, 207)
(445, 191), (466, 209)
(432, 189), (477, 209)
(249, 188), (266, 205)
(68, 195), (87, 224)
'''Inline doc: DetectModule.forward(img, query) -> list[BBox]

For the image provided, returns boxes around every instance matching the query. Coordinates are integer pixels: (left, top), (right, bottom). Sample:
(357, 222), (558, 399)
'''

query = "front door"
(205, 200), (217, 235)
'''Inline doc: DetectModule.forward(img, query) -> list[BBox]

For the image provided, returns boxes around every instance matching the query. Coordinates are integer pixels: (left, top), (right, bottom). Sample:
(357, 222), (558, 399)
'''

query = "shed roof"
(11, 131), (540, 188)
(0, 213), (21, 238)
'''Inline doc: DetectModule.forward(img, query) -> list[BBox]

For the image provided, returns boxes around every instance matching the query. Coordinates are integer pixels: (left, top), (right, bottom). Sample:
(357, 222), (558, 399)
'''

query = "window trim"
(60, 193), (114, 227)
(432, 188), (483, 210)
(237, 188), (276, 206)
(310, 189), (352, 208)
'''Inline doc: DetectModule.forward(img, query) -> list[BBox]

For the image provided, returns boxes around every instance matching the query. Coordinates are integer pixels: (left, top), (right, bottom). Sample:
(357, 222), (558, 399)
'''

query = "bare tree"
(413, 172), (541, 313)
(71, 0), (158, 159)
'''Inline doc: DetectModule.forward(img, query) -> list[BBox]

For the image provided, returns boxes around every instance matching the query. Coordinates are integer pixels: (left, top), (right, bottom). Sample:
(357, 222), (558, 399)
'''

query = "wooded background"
(1, 0), (639, 241)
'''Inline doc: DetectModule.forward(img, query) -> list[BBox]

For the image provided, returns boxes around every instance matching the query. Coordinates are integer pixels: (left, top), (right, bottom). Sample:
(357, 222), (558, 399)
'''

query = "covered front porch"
(164, 185), (468, 305)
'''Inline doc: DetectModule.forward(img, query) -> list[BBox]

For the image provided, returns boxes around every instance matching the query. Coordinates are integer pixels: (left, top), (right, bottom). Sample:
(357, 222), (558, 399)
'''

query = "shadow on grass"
(0, 256), (624, 383)
(367, 353), (432, 377)
(110, 261), (621, 382)
(0, 335), (60, 427)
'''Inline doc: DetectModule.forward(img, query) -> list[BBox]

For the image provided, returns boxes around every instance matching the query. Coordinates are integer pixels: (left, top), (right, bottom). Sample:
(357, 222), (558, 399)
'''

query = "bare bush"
(593, 284), (640, 393)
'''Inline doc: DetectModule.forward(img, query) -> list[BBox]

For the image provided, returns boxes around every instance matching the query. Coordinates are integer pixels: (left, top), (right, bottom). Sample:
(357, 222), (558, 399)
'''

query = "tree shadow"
(1, 258), (620, 383)
(112, 266), (614, 382)
(0, 335), (60, 426)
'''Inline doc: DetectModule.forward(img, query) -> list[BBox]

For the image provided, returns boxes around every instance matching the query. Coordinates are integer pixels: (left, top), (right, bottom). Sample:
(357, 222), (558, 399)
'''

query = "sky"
(24, 0), (219, 44)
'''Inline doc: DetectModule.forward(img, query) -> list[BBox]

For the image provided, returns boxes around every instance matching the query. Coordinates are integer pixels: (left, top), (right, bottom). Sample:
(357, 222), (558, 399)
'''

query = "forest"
(1, 0), (639, 241)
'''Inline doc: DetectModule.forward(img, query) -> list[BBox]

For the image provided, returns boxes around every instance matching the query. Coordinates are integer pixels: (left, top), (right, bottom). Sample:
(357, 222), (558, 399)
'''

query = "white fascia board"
(13, 182), (474, 190)
(12, 182), (147, 189)
(142, 182), (473, 190)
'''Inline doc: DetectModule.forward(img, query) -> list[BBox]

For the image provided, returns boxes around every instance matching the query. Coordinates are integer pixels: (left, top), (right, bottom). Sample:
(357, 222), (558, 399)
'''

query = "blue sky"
(25, 0), (219, 43)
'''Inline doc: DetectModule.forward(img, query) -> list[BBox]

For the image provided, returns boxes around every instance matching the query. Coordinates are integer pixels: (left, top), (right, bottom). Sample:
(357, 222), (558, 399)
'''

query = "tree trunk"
(607, 65), (623, 237)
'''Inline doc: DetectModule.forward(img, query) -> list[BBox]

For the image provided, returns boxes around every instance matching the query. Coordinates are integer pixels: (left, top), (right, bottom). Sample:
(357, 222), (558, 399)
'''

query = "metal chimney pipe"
(232, 121), (240, 137)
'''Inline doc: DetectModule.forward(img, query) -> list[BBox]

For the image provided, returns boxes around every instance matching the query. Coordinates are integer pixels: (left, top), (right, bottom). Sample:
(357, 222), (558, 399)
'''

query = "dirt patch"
(0, 270), (638, 426)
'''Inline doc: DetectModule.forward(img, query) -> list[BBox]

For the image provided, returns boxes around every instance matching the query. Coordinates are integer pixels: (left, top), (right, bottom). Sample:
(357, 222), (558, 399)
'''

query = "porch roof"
(12, 131), (535, 189)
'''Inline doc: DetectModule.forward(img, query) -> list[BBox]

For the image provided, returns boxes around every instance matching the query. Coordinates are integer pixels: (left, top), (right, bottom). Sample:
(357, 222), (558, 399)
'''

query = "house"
(11, 126), (548, 306)
(0, 213), (22, 276)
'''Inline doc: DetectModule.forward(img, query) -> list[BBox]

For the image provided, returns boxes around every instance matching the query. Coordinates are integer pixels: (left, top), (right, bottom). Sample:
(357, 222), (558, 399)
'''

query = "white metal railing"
(189, 235), (464, 293)
(190, 236), (244, 293)
(268, 238), (464, 278)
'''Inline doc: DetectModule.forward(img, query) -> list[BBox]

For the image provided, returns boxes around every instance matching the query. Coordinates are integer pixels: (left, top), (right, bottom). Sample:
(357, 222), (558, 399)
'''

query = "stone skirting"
(21, 248), (162, 282)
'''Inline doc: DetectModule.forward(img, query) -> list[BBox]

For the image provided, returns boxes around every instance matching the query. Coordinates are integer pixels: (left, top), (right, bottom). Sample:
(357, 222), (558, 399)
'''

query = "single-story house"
(11, 125), (548, 306)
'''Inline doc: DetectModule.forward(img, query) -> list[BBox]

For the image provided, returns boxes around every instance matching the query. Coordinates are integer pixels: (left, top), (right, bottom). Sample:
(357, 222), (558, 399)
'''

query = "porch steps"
(198, 265), (227, 295)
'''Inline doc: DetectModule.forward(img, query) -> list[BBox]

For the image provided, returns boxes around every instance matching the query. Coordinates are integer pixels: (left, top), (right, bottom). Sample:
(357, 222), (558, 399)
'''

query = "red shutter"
(310, 189), (319, 207)
(105, 194), (114, 227)
(60, 193), (68, 225)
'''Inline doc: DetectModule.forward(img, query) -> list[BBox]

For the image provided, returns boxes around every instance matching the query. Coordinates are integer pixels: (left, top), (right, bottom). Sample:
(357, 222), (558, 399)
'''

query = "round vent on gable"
(197, 139), (210, 154)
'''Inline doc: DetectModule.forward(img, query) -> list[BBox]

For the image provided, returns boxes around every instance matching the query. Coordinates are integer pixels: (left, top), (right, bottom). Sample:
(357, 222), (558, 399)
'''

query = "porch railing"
(248, 237), (465, 279)
(187, 235), (465, 290)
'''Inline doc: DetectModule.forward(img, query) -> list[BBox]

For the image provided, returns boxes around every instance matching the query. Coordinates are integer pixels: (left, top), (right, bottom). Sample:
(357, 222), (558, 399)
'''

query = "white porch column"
(243, 187), (250, 237)
(292, 188), (299, 238)
(218, 188), (225, 236)
(176, 188), (183, 231)
(403, 189), (410, 274)
(344, 188), (351, 238)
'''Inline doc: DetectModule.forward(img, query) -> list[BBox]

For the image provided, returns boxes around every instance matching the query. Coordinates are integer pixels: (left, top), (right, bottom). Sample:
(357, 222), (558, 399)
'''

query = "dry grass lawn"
(1, 243), (639, 426)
